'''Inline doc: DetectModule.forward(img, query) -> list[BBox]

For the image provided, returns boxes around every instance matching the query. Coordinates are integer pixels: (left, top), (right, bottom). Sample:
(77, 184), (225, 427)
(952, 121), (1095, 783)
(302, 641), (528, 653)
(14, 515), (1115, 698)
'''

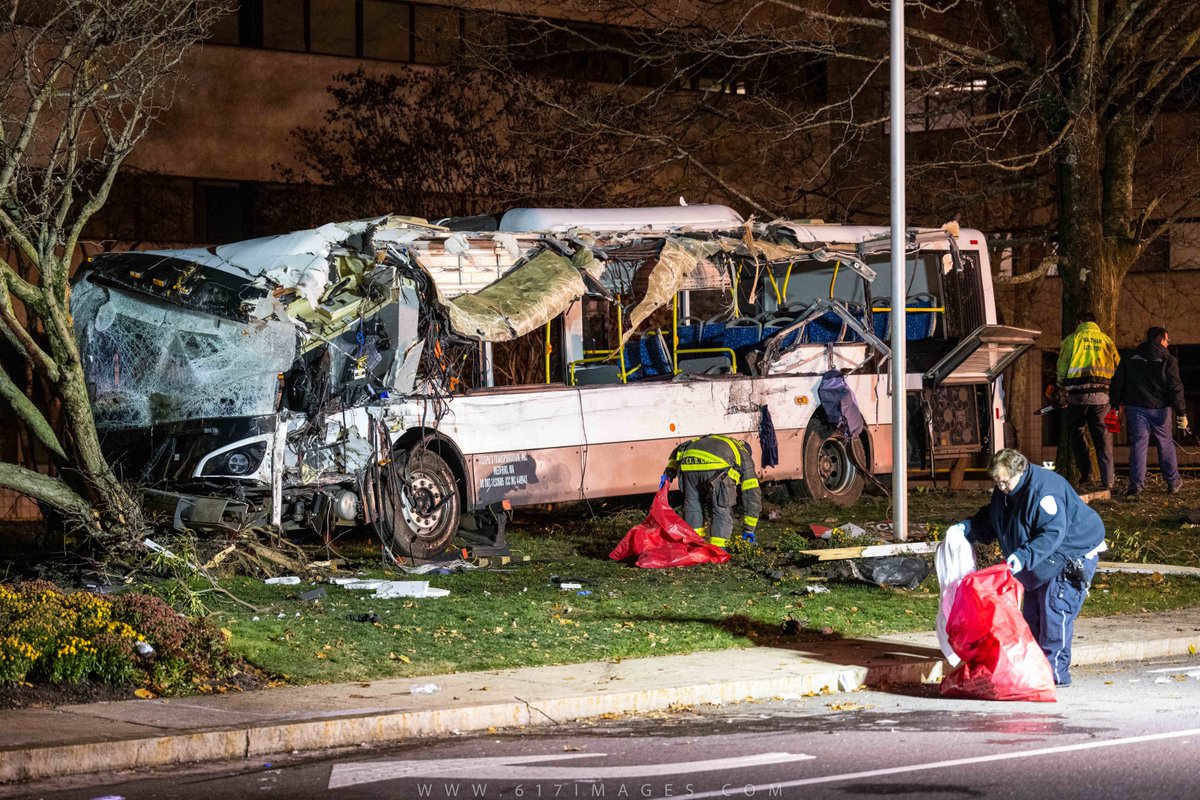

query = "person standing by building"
(1056, 312), (1120, 489)
(660, 434), (761, 549)
(945, 449), (1106, 687)
(1110, 326), (1187, 498)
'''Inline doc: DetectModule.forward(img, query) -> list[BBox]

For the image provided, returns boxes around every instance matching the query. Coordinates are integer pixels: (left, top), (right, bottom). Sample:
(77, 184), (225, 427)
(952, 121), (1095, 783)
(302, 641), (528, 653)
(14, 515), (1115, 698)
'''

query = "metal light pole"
(889, 0), (908, 541)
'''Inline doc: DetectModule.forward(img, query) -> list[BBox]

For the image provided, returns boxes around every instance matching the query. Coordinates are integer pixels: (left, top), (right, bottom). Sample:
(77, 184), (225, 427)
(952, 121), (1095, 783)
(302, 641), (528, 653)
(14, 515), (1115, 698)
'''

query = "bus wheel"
(380, 448), (461, 560)
(799, 419), (864, 506)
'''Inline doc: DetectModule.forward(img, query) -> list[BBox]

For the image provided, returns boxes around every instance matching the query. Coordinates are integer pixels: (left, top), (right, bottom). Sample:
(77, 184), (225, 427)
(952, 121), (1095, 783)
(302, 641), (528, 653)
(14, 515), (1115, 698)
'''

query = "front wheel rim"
(401, 472), (449, 538)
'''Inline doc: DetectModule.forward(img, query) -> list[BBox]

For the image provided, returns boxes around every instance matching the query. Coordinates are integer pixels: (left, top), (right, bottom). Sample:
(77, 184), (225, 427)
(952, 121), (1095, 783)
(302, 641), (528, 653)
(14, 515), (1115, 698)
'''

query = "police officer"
(661, 434), (762, 549)
(945, 449), (1106, 687)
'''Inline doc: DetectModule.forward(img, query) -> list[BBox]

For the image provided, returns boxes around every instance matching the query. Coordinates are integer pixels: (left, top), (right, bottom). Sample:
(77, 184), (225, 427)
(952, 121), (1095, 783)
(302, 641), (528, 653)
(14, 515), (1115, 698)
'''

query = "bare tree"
(470, 0), (1200, 334)
(278, 66), (638, 224)
(0, 0), (230, 553)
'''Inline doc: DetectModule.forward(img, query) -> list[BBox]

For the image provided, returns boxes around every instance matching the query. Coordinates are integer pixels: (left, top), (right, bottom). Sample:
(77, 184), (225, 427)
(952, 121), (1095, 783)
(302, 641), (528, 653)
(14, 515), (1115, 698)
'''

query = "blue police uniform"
(961, 464), (1106, 686)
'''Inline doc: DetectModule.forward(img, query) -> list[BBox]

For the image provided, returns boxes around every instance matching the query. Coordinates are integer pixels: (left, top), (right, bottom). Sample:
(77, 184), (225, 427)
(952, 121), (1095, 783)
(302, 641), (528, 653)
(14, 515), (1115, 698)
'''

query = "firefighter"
(660, 434), (762, 549)
(1056, 312), (1120, 489)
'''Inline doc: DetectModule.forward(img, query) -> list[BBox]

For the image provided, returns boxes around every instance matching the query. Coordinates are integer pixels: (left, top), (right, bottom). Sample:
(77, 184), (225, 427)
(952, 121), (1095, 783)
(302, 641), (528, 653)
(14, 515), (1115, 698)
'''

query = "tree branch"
(0, 362), (67, 459)
(0, 461), (91, 518)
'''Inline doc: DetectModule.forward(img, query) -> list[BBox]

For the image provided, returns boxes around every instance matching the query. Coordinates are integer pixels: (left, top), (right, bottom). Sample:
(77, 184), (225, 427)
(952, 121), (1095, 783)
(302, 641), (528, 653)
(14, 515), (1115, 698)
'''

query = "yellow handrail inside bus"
(764, 265), (782, 305)
(781, 262), (794, 303)
(672, 295), (679, 373)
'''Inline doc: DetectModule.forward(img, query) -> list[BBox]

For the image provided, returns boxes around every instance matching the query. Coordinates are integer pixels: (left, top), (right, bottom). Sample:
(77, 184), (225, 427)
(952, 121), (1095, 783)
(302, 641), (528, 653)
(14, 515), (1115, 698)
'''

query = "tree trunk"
(0, 277), (146, 555)
(49, 290), (146, 553)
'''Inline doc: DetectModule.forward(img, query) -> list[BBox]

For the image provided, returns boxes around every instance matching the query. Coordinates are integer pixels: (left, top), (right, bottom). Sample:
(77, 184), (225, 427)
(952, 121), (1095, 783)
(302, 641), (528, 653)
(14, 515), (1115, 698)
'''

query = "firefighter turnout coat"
(664, 435), (763, 539)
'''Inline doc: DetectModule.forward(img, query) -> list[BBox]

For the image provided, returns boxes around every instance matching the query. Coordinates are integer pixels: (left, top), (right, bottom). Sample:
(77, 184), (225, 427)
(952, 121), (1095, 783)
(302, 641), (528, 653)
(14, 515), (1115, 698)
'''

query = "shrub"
(110, 592), (241, 693)
(0, 581), (242, 694)
(0, 581), (141, 686)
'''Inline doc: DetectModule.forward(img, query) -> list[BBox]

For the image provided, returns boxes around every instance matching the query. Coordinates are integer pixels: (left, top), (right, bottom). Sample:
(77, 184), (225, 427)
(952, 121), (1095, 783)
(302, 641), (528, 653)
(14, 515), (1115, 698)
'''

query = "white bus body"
(72, 207), (1037, 559)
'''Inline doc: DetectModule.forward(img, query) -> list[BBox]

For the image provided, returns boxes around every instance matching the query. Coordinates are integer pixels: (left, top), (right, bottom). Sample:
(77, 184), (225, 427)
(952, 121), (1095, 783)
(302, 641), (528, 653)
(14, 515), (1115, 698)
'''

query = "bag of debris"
(858, 556), (930, 589)
(609, 487), (731, 568)
(832, 556), (929, 589)
(939, 564), (1056, 702)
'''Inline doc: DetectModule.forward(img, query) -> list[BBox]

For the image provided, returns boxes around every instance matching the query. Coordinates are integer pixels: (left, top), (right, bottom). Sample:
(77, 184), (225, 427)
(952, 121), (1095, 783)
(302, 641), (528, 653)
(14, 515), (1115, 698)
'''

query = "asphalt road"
(9, 655), (1200, 800)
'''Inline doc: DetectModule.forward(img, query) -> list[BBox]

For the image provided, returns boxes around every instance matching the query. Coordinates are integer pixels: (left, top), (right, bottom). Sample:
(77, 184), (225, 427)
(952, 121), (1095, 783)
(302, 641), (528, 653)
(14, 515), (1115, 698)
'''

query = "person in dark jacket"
(1110, 326), (1187, 498)
(661, 435), (762, 549)
(944, 449), (1106, 687)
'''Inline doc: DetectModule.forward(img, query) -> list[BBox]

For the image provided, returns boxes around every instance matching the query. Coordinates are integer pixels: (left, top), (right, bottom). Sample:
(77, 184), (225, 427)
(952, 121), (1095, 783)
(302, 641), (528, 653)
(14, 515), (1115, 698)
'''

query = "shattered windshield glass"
(73, 279), (297, 429)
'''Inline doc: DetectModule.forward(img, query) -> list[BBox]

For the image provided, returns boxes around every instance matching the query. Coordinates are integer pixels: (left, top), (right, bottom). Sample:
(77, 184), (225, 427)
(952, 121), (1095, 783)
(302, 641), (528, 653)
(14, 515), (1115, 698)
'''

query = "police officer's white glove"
(1006, 553), (1023, 574)
(1178, 415), (1189, 431)
(944, 523), (967, 546)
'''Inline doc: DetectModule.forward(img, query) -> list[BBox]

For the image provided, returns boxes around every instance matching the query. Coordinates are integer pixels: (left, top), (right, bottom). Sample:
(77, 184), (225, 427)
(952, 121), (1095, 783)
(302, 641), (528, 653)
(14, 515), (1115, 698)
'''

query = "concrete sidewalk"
(2, 609), (1198, 784)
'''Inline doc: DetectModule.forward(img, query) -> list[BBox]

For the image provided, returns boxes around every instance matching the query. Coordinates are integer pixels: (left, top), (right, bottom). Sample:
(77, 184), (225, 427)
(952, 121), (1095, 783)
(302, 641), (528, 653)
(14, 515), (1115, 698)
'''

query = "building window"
(212, 2), (825, 101)
(886, 80), (989, 134)
(310, 0), (357, 56)
(363, 0), (412, 61)
(410, 5), (460, 65)
(260, 0), (306, 52)
(1130, 229), (1170, 273)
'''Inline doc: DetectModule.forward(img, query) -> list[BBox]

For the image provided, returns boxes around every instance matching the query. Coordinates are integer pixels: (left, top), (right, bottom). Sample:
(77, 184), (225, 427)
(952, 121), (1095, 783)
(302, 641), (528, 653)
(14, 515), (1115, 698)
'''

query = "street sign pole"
(890, 0), (908, 541)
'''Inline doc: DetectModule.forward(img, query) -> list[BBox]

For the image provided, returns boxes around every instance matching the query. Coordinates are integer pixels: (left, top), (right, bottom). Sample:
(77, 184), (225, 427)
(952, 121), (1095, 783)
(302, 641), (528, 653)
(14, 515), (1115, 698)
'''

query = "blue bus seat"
(906, 294), (938, 340)
(804, 310), (845, 344)
(720, 317), (764, 352)
(638, 332), (673, 377)
(676, 317), (705, 349)
(871, 306), (889, 340)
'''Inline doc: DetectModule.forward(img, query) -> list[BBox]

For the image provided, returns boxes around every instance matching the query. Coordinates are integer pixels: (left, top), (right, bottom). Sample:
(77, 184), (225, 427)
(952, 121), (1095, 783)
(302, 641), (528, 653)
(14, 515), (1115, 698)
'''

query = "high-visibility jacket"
(1056, 322), (1119, 401)
(664, 435), (762, 533)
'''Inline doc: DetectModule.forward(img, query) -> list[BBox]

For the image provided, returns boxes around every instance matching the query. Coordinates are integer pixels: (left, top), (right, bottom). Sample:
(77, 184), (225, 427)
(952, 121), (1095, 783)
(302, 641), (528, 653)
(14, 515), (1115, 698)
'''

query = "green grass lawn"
(202, 482), (1200, 685)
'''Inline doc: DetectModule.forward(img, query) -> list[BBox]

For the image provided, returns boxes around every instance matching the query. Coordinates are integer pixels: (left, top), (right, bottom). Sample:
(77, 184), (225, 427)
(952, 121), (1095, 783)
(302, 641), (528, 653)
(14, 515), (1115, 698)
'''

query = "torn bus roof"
(445, 248), (590, 341)
(77, 212), (970, 377)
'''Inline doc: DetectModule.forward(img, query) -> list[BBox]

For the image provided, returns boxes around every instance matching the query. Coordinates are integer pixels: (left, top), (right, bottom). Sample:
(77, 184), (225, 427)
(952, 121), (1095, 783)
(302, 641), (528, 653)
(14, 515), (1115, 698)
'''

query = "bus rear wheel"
(798, 419), (865, 506)
(380, 448), (461, 560)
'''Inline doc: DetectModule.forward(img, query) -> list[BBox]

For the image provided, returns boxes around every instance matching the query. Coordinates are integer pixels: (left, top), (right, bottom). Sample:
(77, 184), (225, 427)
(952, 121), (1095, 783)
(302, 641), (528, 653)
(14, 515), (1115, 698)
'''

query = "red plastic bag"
(609, 487), (731, 568)
(939, 563), (1057, 702)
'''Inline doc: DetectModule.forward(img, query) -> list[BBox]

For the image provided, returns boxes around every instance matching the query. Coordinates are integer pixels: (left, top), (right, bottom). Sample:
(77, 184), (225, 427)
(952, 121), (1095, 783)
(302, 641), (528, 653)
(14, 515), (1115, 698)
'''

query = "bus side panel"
(466, 446), (585, 507)
(583, 438), (688, 496)
(390, 387), (587, 508)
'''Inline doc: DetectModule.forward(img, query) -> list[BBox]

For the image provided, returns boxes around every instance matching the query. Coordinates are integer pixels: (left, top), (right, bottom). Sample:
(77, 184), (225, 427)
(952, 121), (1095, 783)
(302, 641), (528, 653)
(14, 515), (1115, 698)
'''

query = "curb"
(3, 630), (1197, 785)
(0, 656), (940, 784)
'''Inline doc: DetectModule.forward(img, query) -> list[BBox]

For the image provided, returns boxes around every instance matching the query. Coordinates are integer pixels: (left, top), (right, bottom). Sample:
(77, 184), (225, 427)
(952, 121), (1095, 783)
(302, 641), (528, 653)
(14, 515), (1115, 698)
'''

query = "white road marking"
(328, 751), (814, 789)
(663, 727), (1200, 799)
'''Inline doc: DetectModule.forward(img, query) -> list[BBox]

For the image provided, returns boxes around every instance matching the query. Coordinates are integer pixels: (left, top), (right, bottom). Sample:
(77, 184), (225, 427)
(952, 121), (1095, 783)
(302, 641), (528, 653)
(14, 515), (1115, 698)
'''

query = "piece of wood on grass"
(796, 541), (938, 562)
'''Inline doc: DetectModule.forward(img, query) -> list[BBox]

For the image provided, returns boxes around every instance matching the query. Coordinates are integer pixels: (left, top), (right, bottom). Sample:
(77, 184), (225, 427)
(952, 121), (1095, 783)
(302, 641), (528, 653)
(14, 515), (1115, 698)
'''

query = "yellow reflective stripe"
(741, 478), (760, 491)
(678, 451), (731, 470)
(727, 467), (742, 484)
(695, 526), (707, 537)
(743, 516), (759, 528)
(710, 435), (743, 467)
(708, 536), (729, 547)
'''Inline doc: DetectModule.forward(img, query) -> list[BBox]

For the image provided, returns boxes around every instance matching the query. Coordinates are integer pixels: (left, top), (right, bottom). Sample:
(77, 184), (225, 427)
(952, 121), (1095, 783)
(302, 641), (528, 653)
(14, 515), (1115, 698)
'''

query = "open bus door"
(920, 324), (1040, 465)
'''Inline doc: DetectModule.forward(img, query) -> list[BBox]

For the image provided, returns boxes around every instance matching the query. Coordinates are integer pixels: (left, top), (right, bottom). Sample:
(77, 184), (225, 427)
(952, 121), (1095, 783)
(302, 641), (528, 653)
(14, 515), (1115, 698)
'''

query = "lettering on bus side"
(476, 452), (537, 503)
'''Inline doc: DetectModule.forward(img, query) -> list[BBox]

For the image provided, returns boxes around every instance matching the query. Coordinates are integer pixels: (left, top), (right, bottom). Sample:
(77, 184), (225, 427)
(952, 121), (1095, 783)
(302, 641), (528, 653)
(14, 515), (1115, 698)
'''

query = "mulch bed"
(0, 681), (136, 710)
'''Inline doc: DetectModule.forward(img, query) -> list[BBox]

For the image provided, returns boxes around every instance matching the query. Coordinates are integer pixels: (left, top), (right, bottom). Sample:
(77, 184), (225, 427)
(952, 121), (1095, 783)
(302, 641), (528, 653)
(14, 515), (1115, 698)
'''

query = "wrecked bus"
(71, 206), (1037, 560)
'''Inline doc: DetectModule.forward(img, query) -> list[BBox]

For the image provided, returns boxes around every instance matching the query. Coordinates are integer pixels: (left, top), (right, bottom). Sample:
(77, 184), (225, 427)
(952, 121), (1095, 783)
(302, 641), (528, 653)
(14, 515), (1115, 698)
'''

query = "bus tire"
(380, 448), (461, 560)
(799, 419), (865, 506)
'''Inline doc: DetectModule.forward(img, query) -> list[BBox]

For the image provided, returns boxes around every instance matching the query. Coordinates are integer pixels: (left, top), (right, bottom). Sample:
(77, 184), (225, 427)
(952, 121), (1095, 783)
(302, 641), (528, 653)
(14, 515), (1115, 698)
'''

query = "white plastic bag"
(935, 536), (976, 667)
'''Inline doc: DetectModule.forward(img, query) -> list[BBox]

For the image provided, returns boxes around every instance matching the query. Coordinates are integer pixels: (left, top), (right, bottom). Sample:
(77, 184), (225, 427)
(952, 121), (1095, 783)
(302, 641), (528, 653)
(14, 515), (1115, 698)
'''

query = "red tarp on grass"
(609, 487), (731, 568)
